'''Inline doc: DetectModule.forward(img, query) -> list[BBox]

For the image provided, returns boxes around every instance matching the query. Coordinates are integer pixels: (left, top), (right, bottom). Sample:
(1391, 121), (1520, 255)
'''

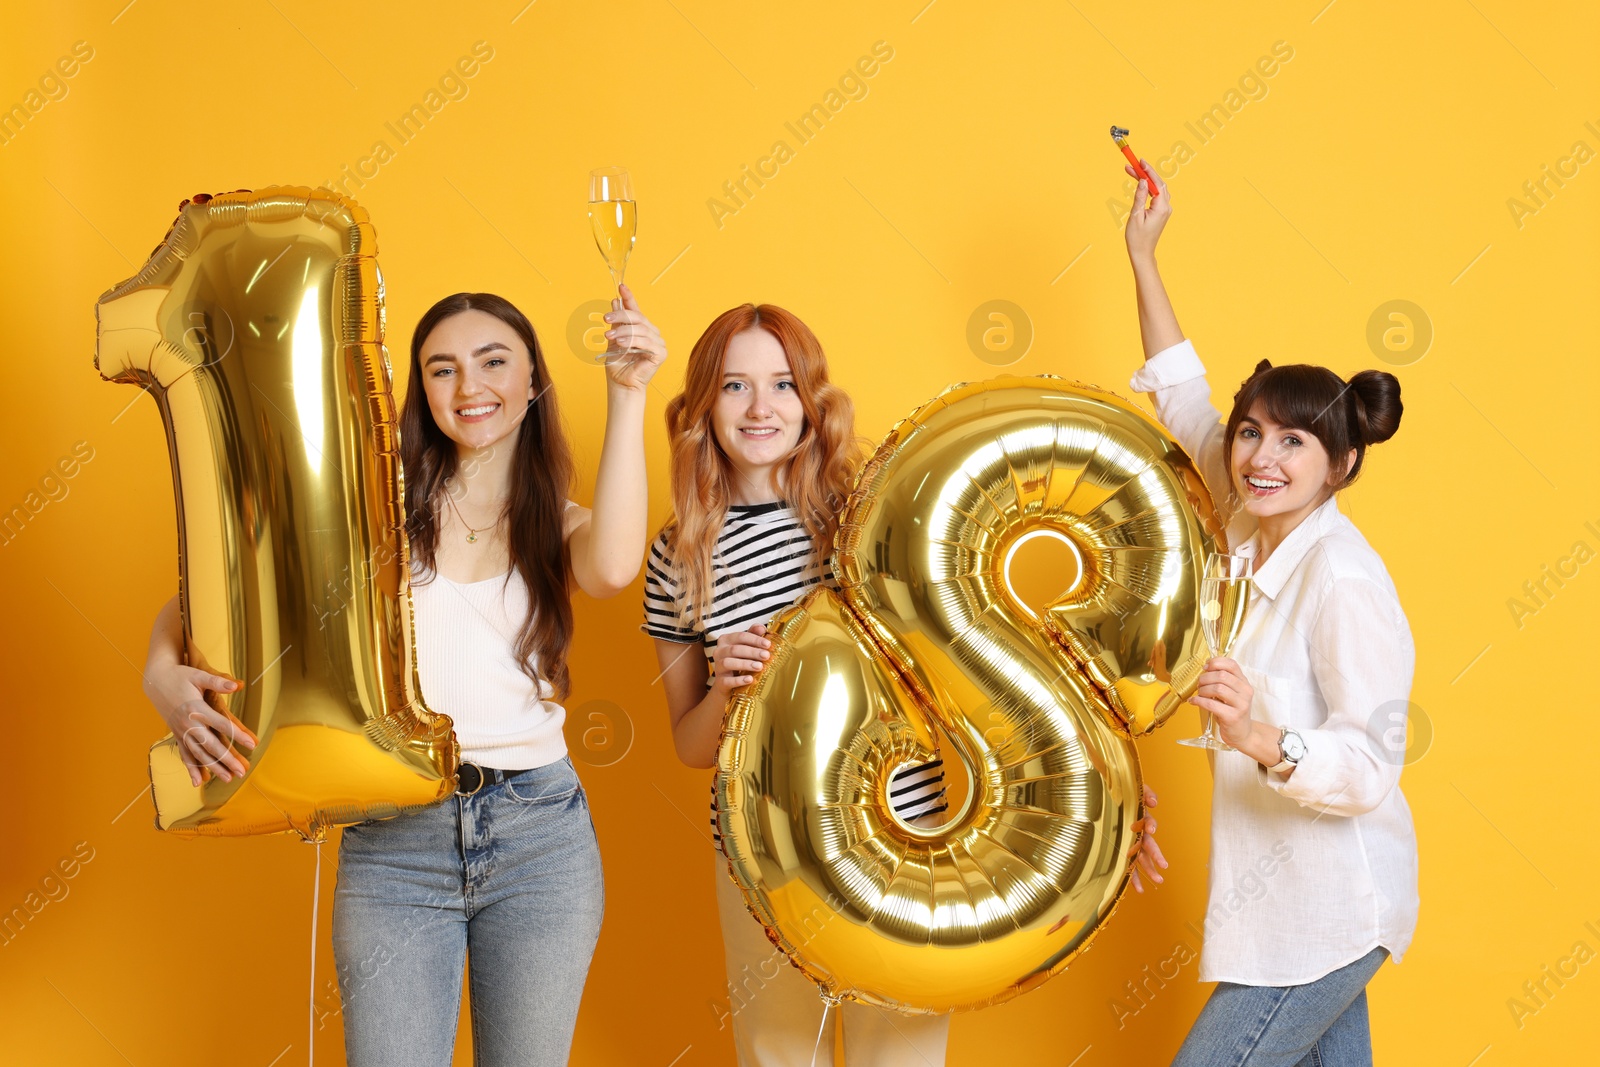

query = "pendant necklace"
(443, 487), (500, 544)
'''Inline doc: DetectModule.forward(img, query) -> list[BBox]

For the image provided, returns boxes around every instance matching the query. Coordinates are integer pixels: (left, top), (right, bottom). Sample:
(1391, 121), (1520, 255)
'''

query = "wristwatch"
(1267, 727), (1306, 775)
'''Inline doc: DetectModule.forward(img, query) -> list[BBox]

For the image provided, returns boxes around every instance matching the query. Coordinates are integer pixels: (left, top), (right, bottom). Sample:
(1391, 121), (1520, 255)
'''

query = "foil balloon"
(95, 187), (457, 841)
(717, 376), (1226, 1013)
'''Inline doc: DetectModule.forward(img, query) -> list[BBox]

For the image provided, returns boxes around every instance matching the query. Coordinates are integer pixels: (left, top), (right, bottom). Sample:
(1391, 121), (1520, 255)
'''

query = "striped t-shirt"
(643, 501), (832, 663)
(641, 500), (947, 847)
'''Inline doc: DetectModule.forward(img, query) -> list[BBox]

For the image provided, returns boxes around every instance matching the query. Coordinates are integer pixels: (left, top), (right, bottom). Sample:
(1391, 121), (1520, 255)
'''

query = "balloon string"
(308, 839), (321, 1067)
(810, 995), (838, 1067)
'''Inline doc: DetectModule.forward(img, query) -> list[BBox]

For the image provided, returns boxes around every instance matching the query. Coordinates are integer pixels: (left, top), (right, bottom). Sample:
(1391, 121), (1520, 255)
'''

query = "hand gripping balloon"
(716, 376), (1225, 1012)
(95, 187), (458, 840)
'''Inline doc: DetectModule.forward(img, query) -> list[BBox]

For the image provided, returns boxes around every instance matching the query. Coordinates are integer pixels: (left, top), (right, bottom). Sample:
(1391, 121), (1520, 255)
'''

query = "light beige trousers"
(711, 858), (951, 1067)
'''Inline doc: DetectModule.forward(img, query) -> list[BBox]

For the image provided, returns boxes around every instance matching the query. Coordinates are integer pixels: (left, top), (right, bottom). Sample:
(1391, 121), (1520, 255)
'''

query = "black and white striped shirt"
(642, 501), (947, 846)
(643, 501), (832, 662)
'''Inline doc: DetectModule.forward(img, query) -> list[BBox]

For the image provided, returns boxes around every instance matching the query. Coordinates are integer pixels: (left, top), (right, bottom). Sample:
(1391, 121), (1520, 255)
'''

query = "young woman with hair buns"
(1121, 162), (1418, 1066)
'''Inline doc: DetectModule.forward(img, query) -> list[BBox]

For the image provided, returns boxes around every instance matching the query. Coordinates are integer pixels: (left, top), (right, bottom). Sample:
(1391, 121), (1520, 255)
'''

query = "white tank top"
(409, 545), (569, 771)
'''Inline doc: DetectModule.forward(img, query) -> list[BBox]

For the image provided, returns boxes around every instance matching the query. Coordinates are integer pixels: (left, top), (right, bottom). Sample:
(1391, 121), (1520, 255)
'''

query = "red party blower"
(1111, 126), (1159, 199)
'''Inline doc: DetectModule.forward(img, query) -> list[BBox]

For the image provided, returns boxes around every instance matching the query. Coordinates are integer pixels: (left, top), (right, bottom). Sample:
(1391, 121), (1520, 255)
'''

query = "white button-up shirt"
(1130, 339), (1419, 986)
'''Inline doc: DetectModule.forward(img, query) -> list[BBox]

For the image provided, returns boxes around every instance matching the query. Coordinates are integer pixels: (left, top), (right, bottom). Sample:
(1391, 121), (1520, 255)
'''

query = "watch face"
(1283, 731), (1307, 761)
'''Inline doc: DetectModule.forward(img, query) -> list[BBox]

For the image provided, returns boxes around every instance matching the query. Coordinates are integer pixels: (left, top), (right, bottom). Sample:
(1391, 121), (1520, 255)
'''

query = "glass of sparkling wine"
(1178, 551), (1253, 750)
(588, 166), (637, 364)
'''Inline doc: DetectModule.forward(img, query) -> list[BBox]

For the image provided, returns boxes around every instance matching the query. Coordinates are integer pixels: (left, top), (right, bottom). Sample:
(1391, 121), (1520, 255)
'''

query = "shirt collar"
(1235, 495), (1343, 600)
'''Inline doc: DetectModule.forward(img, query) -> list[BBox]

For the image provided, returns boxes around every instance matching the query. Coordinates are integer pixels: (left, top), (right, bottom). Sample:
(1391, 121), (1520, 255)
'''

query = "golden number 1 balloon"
(95, 187), (457, 840)
(717, 377), (1225, 1013)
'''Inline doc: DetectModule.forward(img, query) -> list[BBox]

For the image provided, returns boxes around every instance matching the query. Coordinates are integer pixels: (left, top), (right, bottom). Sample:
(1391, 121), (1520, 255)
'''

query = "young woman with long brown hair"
(642, 304), (952, 1065)
(142, 284), (667, 1066)
(1122, 163), (1417, 1066)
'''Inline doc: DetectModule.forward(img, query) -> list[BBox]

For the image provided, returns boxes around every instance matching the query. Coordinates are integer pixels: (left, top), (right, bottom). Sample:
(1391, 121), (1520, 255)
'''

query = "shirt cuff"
(640, 621), (702, 643)
(1128, 338), (1206, 393)
(1256, 729), (1335, 808)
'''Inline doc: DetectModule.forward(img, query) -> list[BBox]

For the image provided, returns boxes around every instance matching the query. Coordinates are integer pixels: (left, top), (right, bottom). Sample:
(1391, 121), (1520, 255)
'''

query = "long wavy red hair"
(661, 305), (861, 627)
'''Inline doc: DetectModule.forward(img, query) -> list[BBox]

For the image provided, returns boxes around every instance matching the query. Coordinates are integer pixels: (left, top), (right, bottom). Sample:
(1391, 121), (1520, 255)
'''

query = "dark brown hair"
(1222, 359), (1403, 508)
(400, 293), (576, 698)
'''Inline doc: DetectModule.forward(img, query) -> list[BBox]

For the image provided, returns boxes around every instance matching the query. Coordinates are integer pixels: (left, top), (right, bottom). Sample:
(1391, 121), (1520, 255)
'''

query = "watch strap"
(1267, 727), (1298, 775)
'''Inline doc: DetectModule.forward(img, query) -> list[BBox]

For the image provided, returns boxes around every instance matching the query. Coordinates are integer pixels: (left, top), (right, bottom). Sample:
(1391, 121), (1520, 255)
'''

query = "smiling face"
(419, 309), (534, 453)
(712, 328), (805, 502)
(1230, 401), (1354, 525)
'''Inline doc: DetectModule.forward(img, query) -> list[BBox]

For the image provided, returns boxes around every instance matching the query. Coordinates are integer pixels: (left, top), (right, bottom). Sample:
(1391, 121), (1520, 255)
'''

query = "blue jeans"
(1172, 948), (1389, 1067)
(332, 757), (604, 1067)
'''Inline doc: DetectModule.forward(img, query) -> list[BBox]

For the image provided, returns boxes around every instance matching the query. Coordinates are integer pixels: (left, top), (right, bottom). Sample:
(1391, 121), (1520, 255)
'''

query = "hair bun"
(1348, 369), (1402, 446)
(1252, 358), (1273, 376)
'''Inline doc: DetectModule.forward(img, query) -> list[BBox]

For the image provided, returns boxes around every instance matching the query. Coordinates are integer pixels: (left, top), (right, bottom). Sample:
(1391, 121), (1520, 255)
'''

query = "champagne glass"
(1177, 551), (1253, 750)
(588, 167), (637, 364)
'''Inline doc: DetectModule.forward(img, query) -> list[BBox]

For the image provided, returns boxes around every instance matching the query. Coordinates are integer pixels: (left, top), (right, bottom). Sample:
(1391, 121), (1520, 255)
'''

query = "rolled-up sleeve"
(1261, 575), (1415, 816)
(1128, 339), (1231, 509)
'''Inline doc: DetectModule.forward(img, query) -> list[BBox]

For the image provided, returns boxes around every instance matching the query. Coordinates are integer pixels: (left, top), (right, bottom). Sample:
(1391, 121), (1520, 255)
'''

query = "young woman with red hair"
(642, 304), (951, 1065)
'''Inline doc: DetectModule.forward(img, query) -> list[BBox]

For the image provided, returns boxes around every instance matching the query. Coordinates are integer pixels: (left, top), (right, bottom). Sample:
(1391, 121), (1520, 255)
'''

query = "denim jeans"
(332, 756), (604, 1067)
(1171, 947), (1389, 1067)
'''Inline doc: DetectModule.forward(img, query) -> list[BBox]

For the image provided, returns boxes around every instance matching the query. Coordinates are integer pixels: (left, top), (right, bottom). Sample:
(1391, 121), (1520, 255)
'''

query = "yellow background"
(2, 1), (1595, 1063)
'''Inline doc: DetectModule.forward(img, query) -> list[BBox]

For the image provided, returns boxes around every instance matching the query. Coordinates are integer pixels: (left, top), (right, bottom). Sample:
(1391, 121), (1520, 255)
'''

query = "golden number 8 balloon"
(95, 187), (457, 840)
(717, 377), (1226, 1013)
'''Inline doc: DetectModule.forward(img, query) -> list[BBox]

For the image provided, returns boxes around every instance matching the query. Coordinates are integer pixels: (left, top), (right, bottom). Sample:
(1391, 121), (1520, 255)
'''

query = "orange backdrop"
(1, 2), (1596, 1064)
